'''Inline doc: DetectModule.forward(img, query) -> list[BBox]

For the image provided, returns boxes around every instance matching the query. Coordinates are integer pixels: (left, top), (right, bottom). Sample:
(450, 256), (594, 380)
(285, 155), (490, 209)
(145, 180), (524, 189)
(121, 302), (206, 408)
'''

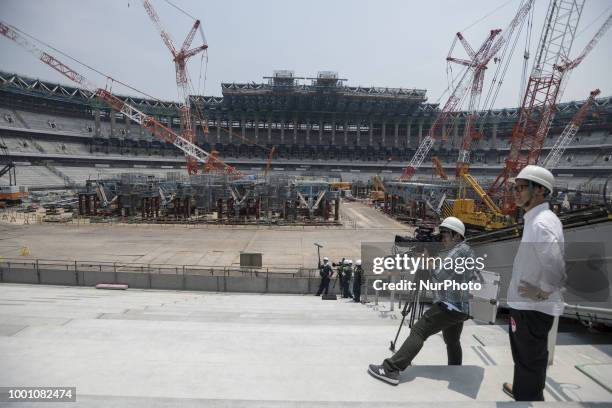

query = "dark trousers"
(509, 308), (554, 401)
(338, 275), (345, 296)
(384, 303), (468, 372)
(342, 278), (351, 298)
(316, 276), (330, 295)
(353, 279), (361, 302)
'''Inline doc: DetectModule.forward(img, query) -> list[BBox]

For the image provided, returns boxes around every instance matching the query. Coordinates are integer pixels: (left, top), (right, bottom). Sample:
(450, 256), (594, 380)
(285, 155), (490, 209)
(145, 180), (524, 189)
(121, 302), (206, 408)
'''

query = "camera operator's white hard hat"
(439, 216), (465, 237)
(356, 259), (362, 266)
(343, 259), (350, 265)
(516, 165), (554, 194)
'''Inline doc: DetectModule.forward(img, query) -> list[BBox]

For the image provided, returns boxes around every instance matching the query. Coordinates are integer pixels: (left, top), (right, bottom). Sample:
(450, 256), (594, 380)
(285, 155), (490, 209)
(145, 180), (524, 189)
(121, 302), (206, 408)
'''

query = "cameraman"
(315, 257), (332, 296)
(368, 217), (477, 386)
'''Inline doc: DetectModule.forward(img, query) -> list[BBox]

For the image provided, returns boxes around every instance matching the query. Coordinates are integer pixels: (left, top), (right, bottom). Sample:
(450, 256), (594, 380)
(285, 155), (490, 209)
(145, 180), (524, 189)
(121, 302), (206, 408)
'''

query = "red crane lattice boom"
(142, 0), (208, 175)
(0, 20), (240, 178)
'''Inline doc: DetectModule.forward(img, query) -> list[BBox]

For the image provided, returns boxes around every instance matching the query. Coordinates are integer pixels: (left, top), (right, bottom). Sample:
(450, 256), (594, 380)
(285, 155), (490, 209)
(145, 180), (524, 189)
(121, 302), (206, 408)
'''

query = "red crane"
(487, 0), (587, 205)
(400, 0), (534, 181)
(0, 20), (241, 178)
(142, 0), (208, 175)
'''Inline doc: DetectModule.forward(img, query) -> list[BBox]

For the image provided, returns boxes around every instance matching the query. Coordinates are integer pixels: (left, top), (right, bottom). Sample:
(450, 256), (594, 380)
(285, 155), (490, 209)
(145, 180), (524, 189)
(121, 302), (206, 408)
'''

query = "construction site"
(1, 0), (612, 406)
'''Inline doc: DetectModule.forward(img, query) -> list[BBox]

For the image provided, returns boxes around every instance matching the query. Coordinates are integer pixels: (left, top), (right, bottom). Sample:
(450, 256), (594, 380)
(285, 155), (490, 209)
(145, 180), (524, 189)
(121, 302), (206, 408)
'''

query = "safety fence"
(0, 258), (326, 294)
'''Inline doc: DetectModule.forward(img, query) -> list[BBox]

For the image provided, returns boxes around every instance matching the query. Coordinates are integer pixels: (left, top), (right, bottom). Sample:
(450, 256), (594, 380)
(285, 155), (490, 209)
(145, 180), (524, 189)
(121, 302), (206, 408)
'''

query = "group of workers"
(318, 165), (567, 402)
(316, 257), (363, 302)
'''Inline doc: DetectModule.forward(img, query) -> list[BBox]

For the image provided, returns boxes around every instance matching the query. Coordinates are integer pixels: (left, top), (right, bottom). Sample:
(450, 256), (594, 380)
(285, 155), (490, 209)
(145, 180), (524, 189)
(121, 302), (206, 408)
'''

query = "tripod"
(388, 244), (429, 352)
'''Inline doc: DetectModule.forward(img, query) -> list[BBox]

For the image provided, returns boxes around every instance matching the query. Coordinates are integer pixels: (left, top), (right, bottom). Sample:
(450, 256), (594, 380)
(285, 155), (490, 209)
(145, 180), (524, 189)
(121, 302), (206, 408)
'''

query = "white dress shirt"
(507, 202), (566, 316)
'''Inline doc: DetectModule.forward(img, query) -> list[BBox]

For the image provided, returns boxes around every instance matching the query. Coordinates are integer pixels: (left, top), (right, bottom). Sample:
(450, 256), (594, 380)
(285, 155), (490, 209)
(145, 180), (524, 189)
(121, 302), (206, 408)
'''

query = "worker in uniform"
(503, 165), (565, 401)
(368, 217), (477, 385)
(335, 258), (346, 297)
(343, 259), (353, 299)
(353, 259), (363, 303)
(316, 257), (333, 296)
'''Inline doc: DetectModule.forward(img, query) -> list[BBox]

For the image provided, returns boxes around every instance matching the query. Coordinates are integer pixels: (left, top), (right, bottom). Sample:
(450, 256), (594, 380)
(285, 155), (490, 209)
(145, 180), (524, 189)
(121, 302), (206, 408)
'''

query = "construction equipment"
(0, 139), (27, 204)
(432, 156), (448, 180)
(0, 20), (242, 178)
(142, 0), (208, 175)
(490, 7), (611, 201)
(443, 173), (513, 231)
(370, 175), (386, 202)
(542, 89), (601, 169)
(400, 0), (534, 181)
(487, 0), (603, 209)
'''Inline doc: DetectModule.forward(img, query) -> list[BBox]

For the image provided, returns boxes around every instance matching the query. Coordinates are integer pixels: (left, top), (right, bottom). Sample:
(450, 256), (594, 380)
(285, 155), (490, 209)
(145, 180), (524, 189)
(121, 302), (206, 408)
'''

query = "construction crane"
(541, 88), (600, 169)
(487, 0), (588, 205)
(0, 20), (242, 178)
(400, 0), (534, 181)
(432, 156), (448, 180)
(142, 0), (208, 175)
(443, 172), (513, 230)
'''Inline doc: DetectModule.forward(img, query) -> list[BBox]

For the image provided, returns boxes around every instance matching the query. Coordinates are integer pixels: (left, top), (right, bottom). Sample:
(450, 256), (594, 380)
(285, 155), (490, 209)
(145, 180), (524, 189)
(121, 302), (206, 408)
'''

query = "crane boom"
(557, 13), (612, 72)
(488, 0), (586, 201)
(0, 20), (240, 177)
(541, 88), (600, 169)
(401, 0), (533, 181)
(142, 0), (208, 175)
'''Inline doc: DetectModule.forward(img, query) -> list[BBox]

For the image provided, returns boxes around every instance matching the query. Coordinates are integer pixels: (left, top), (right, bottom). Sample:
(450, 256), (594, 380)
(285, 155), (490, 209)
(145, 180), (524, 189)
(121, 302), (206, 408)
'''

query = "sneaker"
(368, 364), (399, 385)
(502, 382), (514, 400)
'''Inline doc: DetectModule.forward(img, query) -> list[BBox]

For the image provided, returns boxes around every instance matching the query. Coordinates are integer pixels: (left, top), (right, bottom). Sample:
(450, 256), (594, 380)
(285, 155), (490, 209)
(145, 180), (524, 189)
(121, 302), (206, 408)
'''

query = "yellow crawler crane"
(369, 175), (385, 202)
(443, 172), (514, 230)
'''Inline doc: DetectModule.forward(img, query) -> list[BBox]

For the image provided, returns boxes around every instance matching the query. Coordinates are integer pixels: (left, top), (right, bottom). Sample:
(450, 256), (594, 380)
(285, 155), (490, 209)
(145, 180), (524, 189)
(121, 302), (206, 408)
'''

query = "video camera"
(395, 226), (441, 245)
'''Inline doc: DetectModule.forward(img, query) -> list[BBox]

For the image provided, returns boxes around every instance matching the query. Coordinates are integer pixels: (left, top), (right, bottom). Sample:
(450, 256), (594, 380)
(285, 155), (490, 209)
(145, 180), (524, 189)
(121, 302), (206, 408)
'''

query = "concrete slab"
(0, 202), (411, 269)
(576, 364), (612, 393)
(0, 283), (611, 407)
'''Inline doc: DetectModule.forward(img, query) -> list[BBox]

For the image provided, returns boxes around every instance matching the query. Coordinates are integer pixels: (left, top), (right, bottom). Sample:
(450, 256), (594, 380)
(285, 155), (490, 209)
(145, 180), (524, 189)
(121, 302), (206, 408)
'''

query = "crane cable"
(7, 23), (166, 104)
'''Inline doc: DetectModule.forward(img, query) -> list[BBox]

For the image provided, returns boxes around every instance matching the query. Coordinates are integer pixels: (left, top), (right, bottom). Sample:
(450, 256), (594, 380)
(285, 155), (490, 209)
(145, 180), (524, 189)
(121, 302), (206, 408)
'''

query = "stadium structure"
(1, 69), (610, 189)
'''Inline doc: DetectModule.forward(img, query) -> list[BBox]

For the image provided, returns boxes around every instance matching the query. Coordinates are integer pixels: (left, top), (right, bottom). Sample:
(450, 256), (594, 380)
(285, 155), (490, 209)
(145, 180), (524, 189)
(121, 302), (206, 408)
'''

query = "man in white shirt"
(503, 165), (565, 401)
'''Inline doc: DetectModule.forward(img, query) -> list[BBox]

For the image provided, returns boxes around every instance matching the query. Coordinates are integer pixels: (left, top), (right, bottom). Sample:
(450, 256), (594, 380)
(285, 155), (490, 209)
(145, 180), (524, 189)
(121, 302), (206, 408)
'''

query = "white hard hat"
(356, 259), (362, 266)
(323, 257), (329, 261)
(343, 259), (349, 265)
(439, 216), (465, 237)
(516, 165), (554, 194)
(347, 259), (353, 264)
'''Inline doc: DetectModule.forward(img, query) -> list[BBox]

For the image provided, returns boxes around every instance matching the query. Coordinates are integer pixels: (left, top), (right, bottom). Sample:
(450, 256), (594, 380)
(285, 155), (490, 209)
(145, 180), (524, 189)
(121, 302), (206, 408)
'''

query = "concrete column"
(228, 115), (233, 143)
(319, 120), (323, 145)
(394, 121), (399, 147)
(331, 116), (336, 145)
(293, 117), (298, 145)
(268, 116), (273, 143)
(110, 109), (116, 137)
(418, 119), (424, 144)
(356, 120), (361, 146)
(241, 116), (246, 140)
(344, 119), (348, 145)
(369, 120), (373, 146)
(306, 118), (311, 145)
(382, 120), (387, 147)
(407, 119), (412, 147)
(94, 109), (101, 137)
(216, 115), (221, 143)
(280, 118), (285, 144)
(124, 111), (131, 139)
(491, 120), (499, 149)
(254, 115), (259, 144)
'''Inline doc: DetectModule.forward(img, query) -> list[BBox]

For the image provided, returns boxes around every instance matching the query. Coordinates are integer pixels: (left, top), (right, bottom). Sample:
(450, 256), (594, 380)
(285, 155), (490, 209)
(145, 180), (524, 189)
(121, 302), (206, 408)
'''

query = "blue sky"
(1, 0), (610, 109)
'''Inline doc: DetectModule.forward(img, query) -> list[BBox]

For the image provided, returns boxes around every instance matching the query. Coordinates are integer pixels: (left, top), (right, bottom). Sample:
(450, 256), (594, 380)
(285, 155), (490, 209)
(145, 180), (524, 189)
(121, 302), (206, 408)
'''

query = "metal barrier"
(0, 258), (320, 294)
